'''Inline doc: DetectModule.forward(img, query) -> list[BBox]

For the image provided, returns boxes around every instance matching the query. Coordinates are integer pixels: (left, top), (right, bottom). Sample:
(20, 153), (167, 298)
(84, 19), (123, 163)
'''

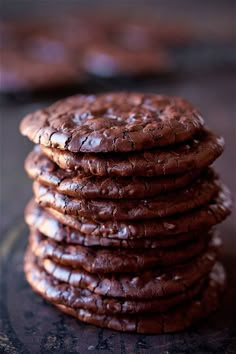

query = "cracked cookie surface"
(25, 147), (202, 199)
(55, 262), (226, 333)
(32, 170), (221, 221)
(20, 93), (204, 153)
(28, 235), (221, 299)
(24, 248), (225, 333)
(29, 227), (211, 273)
(24, 249), (206, 315)
(35, 187), (231, 239)
(41, 129), (223, 176)
(25, 200), (214, 248)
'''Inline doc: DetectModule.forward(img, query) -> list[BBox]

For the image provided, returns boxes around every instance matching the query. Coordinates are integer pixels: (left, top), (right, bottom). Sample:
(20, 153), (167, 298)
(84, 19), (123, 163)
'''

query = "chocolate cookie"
(42, 186), (231, 239)
(41, 129), (223, 177)
(0, 20), (42, 50)
(33, 170), (220, 221)
(0, 19), (87, 92)
(0, 18), (98, 92)
(25, 148), (201, 199)
(82, 20), (189, 78)
(37, 236), (220, 299)
(83, 43), (169, 78)
(25, 200), (213, 248)
(20, 93), (204, 153)
(0, 49), (84, 93)
(55, 262), (225, 333)
(24, 249), (205, 315)
(29, 228), (211, 273)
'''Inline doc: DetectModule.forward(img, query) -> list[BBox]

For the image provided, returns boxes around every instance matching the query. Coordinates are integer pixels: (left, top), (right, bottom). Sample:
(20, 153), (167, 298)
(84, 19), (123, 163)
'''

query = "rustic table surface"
(0, 1), (235, 353)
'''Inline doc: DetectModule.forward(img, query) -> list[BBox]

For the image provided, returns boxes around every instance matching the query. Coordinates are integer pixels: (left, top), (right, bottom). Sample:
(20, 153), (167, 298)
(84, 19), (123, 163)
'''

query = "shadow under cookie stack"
(20, 93), (232, 334)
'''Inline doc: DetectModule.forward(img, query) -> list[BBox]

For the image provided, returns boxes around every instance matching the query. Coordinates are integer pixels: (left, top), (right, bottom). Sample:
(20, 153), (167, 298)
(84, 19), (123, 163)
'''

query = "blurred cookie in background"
(0, 15), (235, 94)
(82, 20), (190, 78)
(0, 17), (99, 93)
(0, 49), (85, 93)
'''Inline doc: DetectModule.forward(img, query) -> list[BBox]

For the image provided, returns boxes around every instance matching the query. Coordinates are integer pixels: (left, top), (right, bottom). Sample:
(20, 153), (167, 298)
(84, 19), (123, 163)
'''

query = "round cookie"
(55, 262), (226, 333)
(0, 18), (100, 93)
(25, 148), (202, 199)
(25, 200), (213, 248)
(29, 228), (211, 273)
(43, 186), (231, 239)
(33, 171), (220, 221)
(36, 236), (220, 299)
(24, 249), (205, 315)
(83, 42), (169, 78)
(20, 93), (204, 153)
(38, 239), (219, 299)
(82, 20), (189, 78)
(41, 129), (224, 177)
(83, 21), (184, 78)
(41, 186), (231, 239)
(0, 20), (44, 51)
(1, 48), (86, 93)
(0, 49), (84, 93)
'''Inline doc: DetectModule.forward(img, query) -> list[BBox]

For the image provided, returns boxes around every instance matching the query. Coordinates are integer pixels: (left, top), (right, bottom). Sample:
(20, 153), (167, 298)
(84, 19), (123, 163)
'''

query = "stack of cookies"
(20, 93), (231, 333)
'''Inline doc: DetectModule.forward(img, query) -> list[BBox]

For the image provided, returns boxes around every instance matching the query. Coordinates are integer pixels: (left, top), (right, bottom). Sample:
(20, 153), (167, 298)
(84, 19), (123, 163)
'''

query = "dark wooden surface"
(0, 2), (236, 353)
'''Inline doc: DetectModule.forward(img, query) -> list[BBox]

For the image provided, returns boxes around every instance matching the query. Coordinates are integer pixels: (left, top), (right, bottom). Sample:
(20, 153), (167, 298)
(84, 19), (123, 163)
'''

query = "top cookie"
(20, 93), (204, 153)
